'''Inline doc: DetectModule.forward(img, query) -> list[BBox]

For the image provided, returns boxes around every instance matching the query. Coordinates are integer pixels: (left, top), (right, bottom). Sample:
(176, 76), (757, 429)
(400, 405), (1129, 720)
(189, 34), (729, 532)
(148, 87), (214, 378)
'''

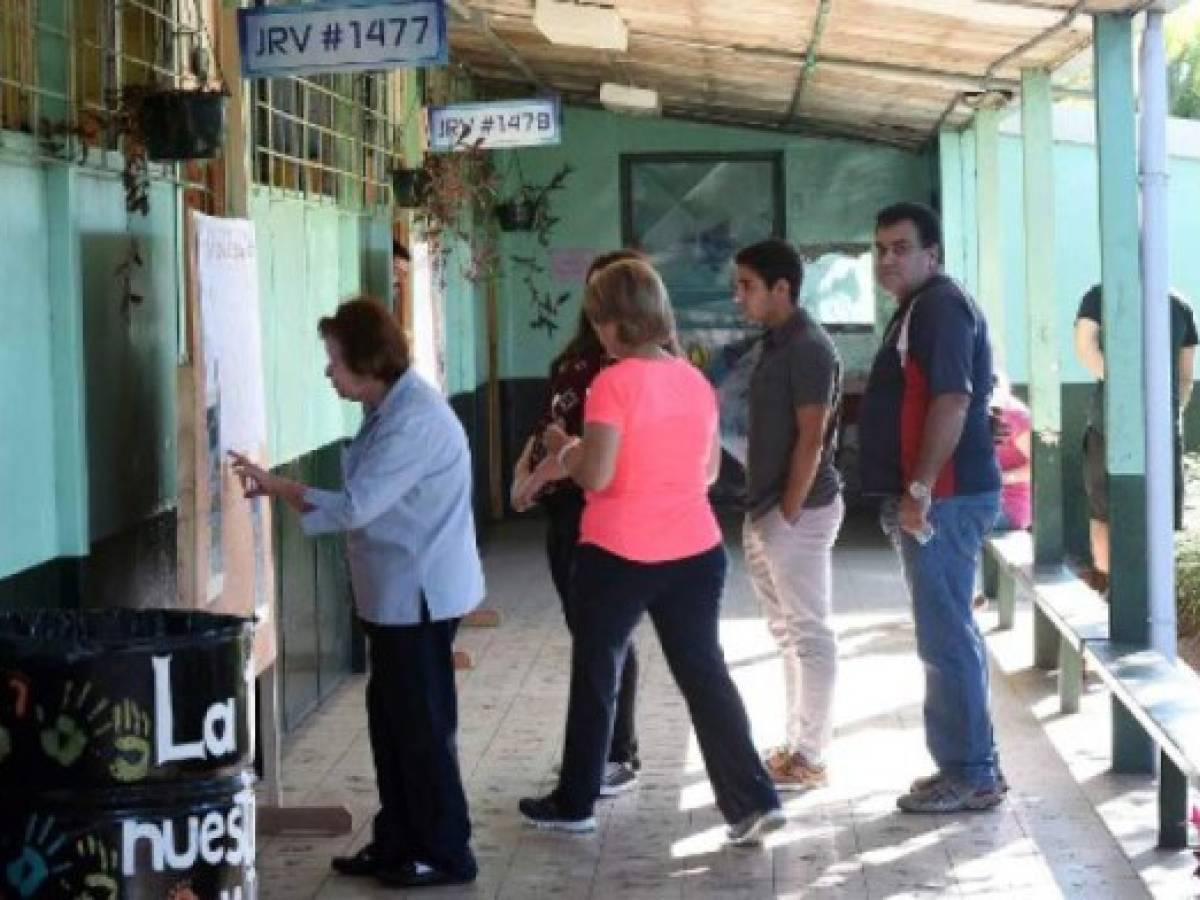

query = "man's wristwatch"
(907, 481), (931, 503)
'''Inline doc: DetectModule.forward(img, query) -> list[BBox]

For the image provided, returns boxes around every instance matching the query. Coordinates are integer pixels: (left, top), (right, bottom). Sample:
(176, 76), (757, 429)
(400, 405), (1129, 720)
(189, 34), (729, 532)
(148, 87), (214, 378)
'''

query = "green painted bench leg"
(997, 573), (1017, 631)
(1057, 637), (1082, 714)
(1158, 749), (1188, 849)
(1033, 603), (1058, 669)
(982, 551), (998, 600)
(1112, 700), (1156, 774)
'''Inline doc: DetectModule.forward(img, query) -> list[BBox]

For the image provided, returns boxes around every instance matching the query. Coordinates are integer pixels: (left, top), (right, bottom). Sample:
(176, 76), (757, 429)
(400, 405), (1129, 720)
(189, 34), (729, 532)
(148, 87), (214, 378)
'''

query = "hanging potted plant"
(392, 166), (431, 208)
(495, 195), (538, 232)
(410, 140), (504, 284)
(127, 44), (228, 162)
(136, 87), (228, 162)
(495, 162), (572, 242)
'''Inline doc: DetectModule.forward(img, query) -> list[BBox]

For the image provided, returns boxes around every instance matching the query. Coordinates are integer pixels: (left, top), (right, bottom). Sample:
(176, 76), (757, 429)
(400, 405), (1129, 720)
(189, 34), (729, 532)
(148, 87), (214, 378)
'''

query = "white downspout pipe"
(1140, 9), (1175, 660)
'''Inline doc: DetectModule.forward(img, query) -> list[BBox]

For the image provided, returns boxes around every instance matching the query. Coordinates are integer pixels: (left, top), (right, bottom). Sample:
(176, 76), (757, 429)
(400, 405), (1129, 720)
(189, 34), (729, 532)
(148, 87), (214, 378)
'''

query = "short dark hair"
(734, 239), (803, 303)
(876, 202), (942, 251)
(318, 297), (410, 384)
(393, 240), (410, 261)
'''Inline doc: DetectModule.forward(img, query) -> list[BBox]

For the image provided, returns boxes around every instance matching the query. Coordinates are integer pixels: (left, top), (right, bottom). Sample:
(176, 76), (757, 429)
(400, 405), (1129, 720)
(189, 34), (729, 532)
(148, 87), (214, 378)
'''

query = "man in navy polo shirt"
(859, 202), (1004, 813)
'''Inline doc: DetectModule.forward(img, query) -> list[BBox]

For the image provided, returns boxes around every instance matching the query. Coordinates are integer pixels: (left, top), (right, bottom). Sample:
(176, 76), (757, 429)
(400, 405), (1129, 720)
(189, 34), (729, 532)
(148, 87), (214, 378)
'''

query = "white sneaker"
(598, 762), (639, 797)
(726, 808), (786, 846)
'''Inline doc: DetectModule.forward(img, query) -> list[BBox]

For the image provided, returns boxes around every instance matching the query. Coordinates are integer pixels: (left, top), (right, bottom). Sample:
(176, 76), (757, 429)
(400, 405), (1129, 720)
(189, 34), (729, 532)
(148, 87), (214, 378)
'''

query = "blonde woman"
(517, 259), (784, 845)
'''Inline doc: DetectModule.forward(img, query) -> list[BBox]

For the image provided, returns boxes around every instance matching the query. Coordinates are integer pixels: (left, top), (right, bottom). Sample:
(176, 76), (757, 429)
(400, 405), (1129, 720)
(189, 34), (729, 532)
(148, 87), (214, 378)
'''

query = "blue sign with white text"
(238, 0), (447, 78)
(427, 98), (562, 152)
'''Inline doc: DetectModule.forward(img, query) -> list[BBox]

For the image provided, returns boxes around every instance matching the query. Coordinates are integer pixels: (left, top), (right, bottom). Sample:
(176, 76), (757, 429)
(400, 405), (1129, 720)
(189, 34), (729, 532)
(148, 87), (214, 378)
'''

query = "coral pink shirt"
(997, 402), (1032, 530)
(579, 357), (722, 562)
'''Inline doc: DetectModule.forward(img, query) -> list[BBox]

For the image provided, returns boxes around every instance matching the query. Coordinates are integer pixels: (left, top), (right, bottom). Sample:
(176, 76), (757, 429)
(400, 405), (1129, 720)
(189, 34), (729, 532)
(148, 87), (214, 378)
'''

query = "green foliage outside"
(1179, 457), (1200, 673)
(1168, 2), (1200, 119)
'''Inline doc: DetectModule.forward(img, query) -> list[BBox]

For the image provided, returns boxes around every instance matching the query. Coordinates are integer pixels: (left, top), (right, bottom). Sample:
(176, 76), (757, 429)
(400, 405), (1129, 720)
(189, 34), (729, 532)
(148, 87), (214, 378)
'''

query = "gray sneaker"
(909, 771), (1009, 795)
(897, 777), (1005, 813)
(598, 762), (638, 797)
(726, 807), (786, 846)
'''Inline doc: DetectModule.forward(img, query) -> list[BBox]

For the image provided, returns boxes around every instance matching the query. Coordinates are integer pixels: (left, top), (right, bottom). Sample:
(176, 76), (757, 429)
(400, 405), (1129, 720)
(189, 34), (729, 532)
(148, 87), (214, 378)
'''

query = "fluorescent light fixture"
(534, 0), (628, 52)
(599, 82), (660, 116)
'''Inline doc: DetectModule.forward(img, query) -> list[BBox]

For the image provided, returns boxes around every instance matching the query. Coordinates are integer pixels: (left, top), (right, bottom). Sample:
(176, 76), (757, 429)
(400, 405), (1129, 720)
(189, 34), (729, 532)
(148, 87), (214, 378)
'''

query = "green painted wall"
(77, 172), (180, 543)
(250, 189), (398, 466)
(493, 106), (934, 383)
(0, 150), (180, 578)
(945, 108), (1200, 388)
(439, 227), (487, 398)
(0, 159), (59, 578)
(939, 105), (1200, 559)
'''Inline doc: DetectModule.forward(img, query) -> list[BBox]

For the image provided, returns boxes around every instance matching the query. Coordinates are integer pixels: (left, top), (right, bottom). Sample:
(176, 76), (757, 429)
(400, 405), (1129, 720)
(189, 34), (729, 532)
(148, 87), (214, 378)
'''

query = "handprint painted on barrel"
(35, 682), (111, 769)
(107, 700), (152, 784)
(3, 815), (72, 899)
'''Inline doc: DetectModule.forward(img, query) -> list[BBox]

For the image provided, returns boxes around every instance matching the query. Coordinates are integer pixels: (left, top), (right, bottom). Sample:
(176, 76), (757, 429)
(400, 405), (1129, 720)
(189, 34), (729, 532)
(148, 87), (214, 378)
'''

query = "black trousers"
(1083, 425), (1184, 529)
(555, 543), (780, 822)
(364, 612), (476, 878)
(544, 492), (639, 767)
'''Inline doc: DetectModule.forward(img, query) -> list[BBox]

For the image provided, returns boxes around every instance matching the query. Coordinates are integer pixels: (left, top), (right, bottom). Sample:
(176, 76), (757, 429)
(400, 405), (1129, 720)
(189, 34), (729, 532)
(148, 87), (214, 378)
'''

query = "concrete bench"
(1083, 641), (1200, 848)
(984, 534), (1197, 848)
(982, 530), (1034, 630)
(982, 531), (1108, 713)
(1026, 567), (1109, 713)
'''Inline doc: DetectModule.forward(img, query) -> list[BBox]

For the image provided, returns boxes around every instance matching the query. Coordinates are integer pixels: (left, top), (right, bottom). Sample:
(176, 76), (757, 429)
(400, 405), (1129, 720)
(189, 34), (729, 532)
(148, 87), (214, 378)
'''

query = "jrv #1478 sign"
(427, 98), (562, 152)
(238, 0), (447, 78)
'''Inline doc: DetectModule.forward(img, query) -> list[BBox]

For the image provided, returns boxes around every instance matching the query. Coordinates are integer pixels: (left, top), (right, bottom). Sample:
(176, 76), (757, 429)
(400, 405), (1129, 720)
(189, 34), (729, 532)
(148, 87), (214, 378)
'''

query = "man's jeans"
(880, 491), (1001, 788)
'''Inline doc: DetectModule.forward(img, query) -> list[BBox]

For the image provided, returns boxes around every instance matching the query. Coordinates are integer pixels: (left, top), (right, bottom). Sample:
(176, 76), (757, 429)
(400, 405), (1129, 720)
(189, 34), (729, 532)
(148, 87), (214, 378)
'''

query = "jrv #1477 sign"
(238, 0), (447, 78)
(427, 98), (562, 152)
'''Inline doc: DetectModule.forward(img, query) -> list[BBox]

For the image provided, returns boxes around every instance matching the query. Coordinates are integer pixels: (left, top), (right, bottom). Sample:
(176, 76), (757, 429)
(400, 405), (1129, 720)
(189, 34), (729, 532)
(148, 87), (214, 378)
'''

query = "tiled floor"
(258, 513), (1194, 898)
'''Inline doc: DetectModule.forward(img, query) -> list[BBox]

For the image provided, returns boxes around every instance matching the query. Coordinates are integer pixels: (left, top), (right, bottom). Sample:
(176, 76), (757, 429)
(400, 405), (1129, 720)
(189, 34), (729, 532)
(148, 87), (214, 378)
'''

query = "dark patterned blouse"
(528, 347), (612, 501)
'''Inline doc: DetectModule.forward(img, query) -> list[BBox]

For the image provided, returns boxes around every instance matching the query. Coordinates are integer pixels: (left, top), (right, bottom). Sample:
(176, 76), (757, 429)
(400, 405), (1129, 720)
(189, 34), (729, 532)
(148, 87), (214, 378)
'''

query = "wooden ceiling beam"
(470, 72), (931, 150)
(445, 0), (548, 92)
(620, 30), (1023, 92)
(784, 0), (833, 123)
(982, 0), (1087, 88)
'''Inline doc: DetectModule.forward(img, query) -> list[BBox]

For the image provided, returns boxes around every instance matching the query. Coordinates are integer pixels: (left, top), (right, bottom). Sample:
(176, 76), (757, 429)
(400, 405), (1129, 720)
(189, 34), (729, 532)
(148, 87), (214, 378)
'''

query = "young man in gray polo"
(734, 239), (844, 790)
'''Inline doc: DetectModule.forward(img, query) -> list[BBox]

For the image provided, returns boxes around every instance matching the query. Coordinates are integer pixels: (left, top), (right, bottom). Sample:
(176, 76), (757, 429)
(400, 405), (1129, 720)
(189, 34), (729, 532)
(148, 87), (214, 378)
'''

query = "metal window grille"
(0, 1), (211, 151)
(253, 71), (399, 208)
(74, 0), (181, 130)
(0, 0), (70, 134)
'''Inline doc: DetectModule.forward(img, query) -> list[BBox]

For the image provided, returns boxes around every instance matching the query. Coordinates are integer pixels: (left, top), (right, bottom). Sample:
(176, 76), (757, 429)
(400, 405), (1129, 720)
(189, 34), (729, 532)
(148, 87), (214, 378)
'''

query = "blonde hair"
(584, 259), (681, 354)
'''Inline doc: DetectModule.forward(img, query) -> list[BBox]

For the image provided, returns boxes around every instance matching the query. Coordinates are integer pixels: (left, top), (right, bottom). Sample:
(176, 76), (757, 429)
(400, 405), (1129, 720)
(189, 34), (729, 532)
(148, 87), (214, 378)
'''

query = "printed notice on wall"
(195, 215), (267, 458)
(191, 212), (277, 673)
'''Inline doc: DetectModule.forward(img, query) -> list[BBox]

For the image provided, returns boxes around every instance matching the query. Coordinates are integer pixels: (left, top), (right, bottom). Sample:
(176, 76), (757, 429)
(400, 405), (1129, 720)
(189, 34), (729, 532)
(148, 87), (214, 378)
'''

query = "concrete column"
(938, 129), (967, 282)
(975, 105), (1006, 370)
(1094, 11), (1155, 774)
(1020, 68), (1064, 566)
(45, 166), (89, 557)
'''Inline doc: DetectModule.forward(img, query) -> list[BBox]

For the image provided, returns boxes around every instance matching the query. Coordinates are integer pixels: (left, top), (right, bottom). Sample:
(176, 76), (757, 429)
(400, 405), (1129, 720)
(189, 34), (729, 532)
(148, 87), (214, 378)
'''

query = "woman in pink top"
(992, 375), (1032, 531)
(518, 259), (783, 845)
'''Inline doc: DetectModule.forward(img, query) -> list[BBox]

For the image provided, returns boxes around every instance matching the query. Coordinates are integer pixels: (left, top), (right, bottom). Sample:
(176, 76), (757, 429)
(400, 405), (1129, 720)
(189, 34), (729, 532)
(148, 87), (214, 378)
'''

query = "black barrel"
(0, 610), (257, 899)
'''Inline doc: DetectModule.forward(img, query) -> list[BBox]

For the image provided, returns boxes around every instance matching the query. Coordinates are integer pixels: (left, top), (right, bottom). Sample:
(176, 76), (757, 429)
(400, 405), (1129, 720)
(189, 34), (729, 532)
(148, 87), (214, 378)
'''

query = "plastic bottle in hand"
(911, 523), (936, 545)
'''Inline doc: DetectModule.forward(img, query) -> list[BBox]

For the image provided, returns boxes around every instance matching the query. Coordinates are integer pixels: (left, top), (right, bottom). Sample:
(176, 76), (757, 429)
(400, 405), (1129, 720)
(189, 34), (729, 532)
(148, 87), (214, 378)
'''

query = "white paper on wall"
(194, 213), (268, 458)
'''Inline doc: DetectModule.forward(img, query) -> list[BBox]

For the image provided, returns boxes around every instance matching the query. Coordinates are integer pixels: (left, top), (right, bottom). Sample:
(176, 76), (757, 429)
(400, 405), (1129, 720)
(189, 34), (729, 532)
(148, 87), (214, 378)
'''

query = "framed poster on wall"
(620, 151), (785, 363)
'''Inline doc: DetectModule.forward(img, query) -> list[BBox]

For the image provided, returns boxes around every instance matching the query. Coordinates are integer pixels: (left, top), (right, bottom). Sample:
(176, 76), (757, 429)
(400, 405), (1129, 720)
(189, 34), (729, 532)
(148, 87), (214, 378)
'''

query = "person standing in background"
(733, 238), (844, 792)
(231, 298), (482, 889)
(1073, 284), (1197, 593)
(517, 258), (784, 845)
(511, 250), (647, 797)
(858, 202), (1004, 814)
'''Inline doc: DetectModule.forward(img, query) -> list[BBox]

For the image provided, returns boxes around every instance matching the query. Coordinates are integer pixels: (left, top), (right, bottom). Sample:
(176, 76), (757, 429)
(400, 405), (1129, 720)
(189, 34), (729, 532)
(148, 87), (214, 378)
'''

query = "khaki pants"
(743, 496), (844, 763)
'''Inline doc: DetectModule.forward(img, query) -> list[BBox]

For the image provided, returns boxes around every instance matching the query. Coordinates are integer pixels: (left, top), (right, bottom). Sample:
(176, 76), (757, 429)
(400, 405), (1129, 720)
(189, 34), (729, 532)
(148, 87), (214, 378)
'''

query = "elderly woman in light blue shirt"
(231, 297), (483, 889)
